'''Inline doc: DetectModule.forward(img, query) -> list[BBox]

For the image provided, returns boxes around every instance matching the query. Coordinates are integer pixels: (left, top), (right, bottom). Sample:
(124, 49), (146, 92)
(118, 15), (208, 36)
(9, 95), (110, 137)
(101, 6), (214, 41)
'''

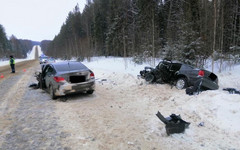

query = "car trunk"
(58, 70), (90, 84)
(69, 75), (86, 83)
(203, 70), (218, 83)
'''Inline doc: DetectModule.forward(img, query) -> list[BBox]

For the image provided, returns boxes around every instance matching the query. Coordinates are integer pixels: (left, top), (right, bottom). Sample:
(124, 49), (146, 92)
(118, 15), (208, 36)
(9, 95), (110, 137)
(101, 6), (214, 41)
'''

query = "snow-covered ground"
(80, 57), (240, 149)
(1, 47), (240, 148)
(82, 56), (240, 129)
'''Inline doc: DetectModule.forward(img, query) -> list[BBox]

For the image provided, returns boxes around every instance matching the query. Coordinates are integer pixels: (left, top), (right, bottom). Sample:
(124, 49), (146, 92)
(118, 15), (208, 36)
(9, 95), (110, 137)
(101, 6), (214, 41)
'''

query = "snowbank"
(83, 57), (240, 133)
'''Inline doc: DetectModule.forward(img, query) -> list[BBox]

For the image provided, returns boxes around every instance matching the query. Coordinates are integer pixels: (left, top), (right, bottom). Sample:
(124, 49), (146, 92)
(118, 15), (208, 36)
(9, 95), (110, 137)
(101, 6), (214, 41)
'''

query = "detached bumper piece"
(223, 88), (240, 95)
(186, 78), (219, 95)
(156, 111), (190, 135)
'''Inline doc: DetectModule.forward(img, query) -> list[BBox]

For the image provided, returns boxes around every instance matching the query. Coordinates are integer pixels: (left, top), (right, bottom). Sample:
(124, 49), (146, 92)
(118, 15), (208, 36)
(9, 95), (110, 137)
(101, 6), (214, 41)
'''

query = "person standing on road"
(9, 55), (15, 73)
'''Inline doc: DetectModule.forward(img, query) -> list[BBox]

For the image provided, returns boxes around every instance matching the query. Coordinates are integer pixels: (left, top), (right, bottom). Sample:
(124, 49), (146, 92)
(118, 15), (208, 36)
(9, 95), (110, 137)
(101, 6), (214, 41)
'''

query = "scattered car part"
(185, 79), (203, 95)
(156, 111), (190, 135)
(223, 88), (240, 94)
(29, 83), (39, 89)
(198, 122), (205, 127)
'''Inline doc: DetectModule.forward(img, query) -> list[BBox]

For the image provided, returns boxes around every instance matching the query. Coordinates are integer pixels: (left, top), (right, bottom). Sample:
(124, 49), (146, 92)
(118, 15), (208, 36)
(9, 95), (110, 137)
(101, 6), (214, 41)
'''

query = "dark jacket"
(9, 58), (15, 65)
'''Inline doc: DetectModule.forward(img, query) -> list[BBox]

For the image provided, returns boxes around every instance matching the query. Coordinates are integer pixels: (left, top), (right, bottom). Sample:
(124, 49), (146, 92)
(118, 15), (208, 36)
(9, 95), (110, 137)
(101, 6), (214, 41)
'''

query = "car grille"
(70, 76), (86, 83)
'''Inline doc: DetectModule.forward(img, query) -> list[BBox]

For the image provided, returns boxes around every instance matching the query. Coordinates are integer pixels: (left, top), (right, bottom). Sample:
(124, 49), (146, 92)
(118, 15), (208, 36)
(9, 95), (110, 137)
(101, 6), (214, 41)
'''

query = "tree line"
(0, 24), (40, 59)
(45, 0), (240, 70)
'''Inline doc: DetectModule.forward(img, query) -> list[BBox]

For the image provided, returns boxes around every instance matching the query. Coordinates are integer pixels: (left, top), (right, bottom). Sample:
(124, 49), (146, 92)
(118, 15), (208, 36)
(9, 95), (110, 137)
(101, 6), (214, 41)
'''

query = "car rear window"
(54, 64), (69, 72)
(69, 63), (88, 70)
(53, 62), (88, 72)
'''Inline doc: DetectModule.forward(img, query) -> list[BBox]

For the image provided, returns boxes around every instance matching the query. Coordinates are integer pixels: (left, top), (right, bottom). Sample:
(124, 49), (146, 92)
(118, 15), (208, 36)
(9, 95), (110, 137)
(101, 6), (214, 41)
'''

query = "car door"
(169, 63), (182, 79)
(44, 65), (56, 89)
(180, 65), (199, 85)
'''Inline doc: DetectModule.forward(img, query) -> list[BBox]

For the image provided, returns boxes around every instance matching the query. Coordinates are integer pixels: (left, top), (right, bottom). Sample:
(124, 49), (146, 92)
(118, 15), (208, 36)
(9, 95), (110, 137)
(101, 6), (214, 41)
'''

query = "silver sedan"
(40, 61), (95, 99)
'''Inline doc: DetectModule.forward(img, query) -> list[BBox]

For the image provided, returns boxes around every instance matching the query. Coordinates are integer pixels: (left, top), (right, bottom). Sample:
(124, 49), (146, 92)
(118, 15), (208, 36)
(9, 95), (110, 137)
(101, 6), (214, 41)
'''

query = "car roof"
(51, 61), (88, 72)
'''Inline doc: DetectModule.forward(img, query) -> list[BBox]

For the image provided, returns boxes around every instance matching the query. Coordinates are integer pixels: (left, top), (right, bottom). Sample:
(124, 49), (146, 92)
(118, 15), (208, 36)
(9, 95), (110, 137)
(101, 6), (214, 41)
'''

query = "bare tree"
(212, 0), (217, 72)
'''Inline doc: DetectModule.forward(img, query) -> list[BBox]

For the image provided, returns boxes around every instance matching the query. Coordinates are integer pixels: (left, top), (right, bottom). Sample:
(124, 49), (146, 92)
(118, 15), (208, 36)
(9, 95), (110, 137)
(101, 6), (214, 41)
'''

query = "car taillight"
(198, 70), (205, 77)
(54, 76), (65, 82)
(90, 72), (95, 79)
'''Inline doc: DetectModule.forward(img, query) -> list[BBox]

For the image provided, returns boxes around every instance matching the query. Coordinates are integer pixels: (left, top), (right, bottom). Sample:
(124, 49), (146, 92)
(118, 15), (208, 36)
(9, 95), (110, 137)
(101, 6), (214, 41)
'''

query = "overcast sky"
(0, 0), (86, 41)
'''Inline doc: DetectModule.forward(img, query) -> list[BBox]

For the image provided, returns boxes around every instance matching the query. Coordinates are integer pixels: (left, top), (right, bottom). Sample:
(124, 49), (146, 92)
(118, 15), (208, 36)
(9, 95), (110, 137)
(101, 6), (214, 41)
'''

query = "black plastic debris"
(223, 88), (240, 95)
(186, 79), (202, 95)
(156, 111), (190, 135)
(198, 122), (204, 127)
(29, 83), (39, 89)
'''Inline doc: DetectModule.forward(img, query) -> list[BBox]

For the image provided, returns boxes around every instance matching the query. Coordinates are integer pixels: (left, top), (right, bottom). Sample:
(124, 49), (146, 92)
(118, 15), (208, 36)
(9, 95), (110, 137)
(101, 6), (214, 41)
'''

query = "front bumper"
(55, 80), (95, 96)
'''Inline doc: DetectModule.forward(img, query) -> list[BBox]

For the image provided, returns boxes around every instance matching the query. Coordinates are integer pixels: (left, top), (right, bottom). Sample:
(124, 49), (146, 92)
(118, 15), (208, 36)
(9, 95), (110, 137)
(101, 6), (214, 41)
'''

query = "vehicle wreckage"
(35, 61), (95, 99)
(139, 59), (219, 91)
(156, 111), (190, 135)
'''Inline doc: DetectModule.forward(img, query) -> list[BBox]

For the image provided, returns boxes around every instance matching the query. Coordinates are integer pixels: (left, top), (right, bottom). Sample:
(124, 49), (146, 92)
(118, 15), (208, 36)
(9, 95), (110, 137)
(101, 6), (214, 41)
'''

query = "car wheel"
(49, 85), (57, 100)
(87, 90), (94, 94)
(145, 73), (154, 83)
(176, 78), (187, 90)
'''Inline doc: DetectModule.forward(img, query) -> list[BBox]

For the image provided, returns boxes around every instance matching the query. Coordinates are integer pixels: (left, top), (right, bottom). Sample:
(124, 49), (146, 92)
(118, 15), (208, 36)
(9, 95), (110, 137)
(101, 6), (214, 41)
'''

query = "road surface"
(0, 56), (239, 149)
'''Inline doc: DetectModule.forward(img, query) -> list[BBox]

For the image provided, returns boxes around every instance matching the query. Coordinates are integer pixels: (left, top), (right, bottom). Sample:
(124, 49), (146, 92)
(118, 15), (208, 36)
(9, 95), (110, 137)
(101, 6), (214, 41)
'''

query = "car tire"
(49, 85), (57, 100)
(145, 73), (154, 83)
(176, 78), (187, 90)
(87, 90), (94, 94)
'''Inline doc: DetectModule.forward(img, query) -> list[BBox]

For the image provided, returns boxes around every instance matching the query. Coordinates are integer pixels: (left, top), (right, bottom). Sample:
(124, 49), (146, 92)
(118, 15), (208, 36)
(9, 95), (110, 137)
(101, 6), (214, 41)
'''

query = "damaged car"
(36, 61), (95, 99)
(140, 59), (219, 90)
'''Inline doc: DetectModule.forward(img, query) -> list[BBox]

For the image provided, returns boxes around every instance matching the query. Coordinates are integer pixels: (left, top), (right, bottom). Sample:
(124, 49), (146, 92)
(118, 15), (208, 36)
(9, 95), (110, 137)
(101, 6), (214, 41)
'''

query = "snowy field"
(1, 47), (240, 148)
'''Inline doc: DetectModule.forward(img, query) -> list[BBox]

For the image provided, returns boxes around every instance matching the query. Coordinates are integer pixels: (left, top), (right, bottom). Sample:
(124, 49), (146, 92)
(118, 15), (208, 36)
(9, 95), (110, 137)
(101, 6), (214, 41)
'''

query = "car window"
(170, 64), (182, 71)
(69, 63), (87, 70)
(54, 64), (70, 72)
(54, 62), (88, 72)
(45, 65), (55, 74)
(158, 62), (169, 70)
(181, 64), (194, 70)
(48, 66), (55, 73)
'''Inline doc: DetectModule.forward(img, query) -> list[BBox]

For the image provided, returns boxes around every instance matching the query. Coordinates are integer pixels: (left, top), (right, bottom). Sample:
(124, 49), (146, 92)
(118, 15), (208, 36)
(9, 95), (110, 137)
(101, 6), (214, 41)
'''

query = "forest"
(44, 0), (240, 71)
(0, 24), (40, 59)
(1, 0), (240, 72)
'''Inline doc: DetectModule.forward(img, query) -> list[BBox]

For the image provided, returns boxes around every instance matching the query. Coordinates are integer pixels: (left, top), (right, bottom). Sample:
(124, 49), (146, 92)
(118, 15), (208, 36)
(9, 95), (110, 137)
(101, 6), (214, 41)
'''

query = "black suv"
(140, 60), (219, 90)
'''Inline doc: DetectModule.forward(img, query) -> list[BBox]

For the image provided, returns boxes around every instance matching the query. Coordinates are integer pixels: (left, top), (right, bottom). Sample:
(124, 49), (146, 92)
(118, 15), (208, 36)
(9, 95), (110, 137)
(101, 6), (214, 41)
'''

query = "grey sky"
(0, 0), (86, 41)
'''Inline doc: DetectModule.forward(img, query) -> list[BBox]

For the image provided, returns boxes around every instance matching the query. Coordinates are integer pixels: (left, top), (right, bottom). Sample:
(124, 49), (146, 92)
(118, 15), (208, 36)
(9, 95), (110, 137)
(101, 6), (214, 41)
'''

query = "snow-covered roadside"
(81, 56), (240, 149)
